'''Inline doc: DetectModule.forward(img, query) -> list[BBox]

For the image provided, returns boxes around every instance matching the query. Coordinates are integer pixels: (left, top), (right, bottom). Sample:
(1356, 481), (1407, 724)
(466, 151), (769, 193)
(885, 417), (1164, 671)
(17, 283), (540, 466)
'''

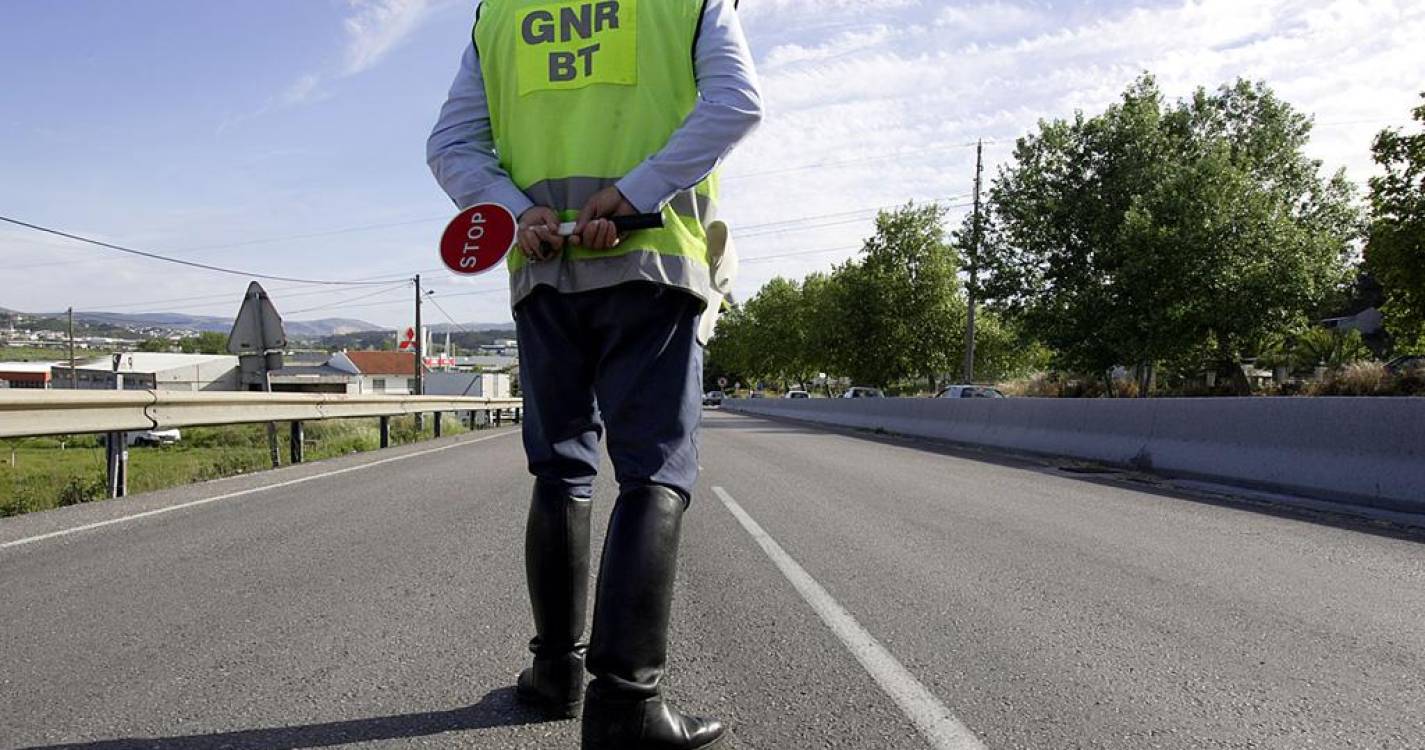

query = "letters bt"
(522, 2), (621, 83)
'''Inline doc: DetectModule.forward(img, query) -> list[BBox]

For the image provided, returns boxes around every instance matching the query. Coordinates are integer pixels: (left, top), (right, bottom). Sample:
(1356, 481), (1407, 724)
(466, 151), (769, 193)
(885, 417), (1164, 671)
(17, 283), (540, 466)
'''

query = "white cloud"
(281, 73), (323, 106)
(342, 0), (435, 75)
(718, 0), (1425, 302)
(237, 0), (437, 129)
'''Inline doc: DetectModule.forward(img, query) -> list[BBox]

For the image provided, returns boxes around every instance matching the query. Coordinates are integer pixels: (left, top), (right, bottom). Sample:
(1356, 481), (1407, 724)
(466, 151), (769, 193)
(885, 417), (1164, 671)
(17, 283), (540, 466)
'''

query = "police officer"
(427, 1), (761, 747)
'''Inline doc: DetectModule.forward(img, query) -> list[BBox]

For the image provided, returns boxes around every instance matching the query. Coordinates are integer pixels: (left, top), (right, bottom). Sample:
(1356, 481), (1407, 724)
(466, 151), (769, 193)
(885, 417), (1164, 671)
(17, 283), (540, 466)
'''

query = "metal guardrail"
(0, 390), (524, 499)
(0, 391), (523, 439)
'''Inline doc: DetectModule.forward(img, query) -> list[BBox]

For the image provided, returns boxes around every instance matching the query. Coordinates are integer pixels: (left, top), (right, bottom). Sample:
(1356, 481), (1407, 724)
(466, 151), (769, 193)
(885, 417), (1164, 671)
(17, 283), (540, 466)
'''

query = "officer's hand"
(574, 186), (636, 251)
(517, 206), (564, 262)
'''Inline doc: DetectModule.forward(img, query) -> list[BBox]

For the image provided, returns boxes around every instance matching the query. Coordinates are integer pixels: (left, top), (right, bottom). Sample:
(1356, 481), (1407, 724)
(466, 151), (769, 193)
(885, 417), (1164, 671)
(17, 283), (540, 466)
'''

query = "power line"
(0, 215), (398, 286)
(733, 194), (971, 235)
(83, 273), (417, 312)
(425, 295), (474, 333)
(741, 245), (862, 264)
(723, 141), (995, 182)
(283, 282), (412, 316)
(5, 215), (451, 272)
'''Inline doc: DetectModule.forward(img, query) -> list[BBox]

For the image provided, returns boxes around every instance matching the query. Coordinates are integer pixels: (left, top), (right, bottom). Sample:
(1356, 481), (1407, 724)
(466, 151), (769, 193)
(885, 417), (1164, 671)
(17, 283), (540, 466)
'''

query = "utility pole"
(961, 139), (985, 384)
(67, 307), (76, 389)
(414, 274), (424, 431)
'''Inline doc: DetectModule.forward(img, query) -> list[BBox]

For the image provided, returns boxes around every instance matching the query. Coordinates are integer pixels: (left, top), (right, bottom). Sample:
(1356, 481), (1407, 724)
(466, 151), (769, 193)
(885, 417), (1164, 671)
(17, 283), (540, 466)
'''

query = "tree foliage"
(706, 203), (1040, 391)
(1365, 94), (1425, 351)
(983, 75), (1359, 382)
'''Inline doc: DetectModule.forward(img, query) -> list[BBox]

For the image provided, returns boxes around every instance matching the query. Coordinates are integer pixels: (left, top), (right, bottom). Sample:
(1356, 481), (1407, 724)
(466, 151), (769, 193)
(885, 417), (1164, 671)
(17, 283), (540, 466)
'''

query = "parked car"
(702, 390), (725, 407)
(784, 390), (810, 399)
(1386, 355), (1425, 374)
(840, 386), (885, 399)
(937, 385), (1006, 399)
(127, 430), (180, 447)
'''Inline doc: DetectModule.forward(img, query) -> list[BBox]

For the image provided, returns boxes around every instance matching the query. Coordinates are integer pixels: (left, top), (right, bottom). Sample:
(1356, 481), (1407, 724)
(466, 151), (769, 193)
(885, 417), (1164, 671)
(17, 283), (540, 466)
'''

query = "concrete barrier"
(722, 397), (1425, 513)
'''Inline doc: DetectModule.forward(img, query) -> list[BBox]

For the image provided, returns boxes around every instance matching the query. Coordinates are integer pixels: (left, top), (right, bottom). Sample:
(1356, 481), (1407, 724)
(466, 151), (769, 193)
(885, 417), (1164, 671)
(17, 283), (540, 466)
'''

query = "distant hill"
(427, 321), (516, 333)
(60, 311), (381, 338)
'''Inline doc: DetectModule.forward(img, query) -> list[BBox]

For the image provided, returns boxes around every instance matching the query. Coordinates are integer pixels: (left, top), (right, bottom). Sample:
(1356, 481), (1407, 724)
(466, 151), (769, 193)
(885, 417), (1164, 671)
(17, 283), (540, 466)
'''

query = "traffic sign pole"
(414, 274), (424, 431)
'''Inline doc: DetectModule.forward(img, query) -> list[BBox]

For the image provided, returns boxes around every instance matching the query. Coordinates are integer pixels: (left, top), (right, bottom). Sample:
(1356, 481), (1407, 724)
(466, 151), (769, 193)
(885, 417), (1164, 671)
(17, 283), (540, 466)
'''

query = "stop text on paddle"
(440, 203), (518, 276)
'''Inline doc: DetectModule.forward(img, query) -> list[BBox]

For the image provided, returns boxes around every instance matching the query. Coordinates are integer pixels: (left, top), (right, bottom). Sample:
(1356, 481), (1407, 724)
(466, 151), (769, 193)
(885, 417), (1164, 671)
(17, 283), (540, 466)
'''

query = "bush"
(1398, 364), (1425, 396)
(1305, 361), (1423, 396)
(55, 473), (106, 507)
(1000, 372), (1062, 397)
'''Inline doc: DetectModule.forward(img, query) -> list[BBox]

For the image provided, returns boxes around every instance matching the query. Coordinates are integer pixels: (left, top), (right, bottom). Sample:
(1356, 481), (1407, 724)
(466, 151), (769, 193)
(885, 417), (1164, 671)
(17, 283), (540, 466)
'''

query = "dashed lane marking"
(713, 485), (989, 750)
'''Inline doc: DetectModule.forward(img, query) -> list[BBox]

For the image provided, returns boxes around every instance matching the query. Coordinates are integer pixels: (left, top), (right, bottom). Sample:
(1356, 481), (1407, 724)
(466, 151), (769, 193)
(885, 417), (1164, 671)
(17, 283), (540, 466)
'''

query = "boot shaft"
(525, 482), (593, 655)
(586, 485), (687, 697)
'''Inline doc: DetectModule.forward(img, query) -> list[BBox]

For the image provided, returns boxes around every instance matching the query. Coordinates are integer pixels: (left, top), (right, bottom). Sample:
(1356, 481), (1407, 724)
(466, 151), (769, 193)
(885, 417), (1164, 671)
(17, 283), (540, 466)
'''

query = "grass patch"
(0, 415), (476, 518)
(0, 346), (109, 363)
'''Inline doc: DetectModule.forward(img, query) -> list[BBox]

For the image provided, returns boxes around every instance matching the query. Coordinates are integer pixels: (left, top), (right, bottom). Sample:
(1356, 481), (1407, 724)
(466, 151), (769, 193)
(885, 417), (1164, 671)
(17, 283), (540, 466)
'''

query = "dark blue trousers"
(514, 282), (704, 500)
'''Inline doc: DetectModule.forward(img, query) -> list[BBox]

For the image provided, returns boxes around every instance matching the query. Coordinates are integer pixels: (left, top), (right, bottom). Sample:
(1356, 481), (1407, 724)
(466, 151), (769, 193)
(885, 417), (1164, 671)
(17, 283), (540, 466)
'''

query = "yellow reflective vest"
(475, 0), (720, 306)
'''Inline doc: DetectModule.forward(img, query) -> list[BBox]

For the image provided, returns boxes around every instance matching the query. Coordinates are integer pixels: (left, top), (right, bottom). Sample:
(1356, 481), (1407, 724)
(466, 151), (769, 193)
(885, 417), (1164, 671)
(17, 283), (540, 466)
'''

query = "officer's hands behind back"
(518, 206), (564, 262)
(574, 186), (637, 251)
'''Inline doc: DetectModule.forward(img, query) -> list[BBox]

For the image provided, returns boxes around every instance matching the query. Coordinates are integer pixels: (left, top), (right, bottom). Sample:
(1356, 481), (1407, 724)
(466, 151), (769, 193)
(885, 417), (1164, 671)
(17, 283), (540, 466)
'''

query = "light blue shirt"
(427, 0), (764, 217)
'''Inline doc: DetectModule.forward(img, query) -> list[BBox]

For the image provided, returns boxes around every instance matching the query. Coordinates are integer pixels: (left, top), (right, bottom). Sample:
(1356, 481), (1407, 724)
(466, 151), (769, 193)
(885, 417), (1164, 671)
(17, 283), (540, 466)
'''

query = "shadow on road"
(18, 687), (559, 750)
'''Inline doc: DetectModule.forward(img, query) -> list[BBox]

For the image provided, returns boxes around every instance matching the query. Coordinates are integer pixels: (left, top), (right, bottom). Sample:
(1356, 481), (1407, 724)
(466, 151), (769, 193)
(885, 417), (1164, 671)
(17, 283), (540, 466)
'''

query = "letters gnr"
(516, 0), (638, 96)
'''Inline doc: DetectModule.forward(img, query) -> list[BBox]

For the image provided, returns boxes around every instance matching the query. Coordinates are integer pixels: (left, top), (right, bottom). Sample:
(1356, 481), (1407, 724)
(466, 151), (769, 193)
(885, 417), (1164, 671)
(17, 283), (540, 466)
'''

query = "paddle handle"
(556, 213), (664, 236)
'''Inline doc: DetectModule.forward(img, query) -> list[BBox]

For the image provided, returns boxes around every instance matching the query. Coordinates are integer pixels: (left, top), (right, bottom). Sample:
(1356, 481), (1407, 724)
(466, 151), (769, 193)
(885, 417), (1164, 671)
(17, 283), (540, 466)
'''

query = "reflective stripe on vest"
(474, 0), (717, 295)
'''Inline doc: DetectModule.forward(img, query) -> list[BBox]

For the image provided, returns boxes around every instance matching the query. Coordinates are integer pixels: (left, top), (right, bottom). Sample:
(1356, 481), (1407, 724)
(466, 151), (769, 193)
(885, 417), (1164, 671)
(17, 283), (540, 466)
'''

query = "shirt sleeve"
(615, 0), (765, 213)
(426, 41), (535, 218)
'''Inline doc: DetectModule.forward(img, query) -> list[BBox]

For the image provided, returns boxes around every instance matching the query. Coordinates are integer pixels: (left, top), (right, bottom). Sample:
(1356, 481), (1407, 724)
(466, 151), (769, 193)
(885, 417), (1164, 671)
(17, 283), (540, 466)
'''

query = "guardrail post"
(433, 412), (442, 439)
(106, 432), (127, 499)
(515, 407), (522, 424)
(495, 409), (503, 427)
(379, 416), (391, 449)
(290, 421), (305, 464)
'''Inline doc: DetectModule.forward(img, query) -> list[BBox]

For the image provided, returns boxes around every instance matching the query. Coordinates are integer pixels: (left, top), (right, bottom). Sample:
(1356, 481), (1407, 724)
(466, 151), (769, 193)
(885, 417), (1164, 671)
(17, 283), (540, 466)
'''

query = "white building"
(424, 371), (513, 400)
(50, 353), (241, 391)
(328, 351), (419, 395)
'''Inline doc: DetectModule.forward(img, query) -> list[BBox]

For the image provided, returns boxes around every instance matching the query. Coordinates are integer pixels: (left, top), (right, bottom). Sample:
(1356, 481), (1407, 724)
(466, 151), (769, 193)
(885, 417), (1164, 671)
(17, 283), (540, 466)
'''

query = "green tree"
(194, 331), (230, 354)
(832, 203), (964, 389)
(1296, 327), (1372, 369)
(137, 338), (172, 353)
(740, 277), (811, 388)
(985, 74), (1358, 392)
(1365, 94), (1425, 351)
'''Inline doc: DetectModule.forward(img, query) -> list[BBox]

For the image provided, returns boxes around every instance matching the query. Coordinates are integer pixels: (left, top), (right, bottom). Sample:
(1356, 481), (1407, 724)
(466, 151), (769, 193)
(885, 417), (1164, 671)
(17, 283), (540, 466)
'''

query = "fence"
(0, 391), (523, 498)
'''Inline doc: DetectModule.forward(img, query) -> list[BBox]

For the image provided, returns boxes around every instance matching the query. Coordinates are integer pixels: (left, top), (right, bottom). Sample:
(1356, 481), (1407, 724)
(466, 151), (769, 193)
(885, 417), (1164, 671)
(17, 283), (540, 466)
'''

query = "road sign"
(718, 377), (728, 388)
(441, 203), (517, 276)
(228, 282), (287, 355)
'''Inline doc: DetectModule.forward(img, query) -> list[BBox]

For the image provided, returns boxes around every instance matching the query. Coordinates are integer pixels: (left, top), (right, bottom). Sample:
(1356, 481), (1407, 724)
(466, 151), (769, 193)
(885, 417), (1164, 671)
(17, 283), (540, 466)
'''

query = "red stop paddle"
(439, 204), (666, 276)
(440, 203), (518, 276)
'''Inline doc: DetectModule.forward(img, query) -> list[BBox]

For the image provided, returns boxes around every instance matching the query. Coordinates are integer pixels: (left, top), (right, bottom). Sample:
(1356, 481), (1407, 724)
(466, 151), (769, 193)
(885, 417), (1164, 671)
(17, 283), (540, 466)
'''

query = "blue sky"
(2, 0), (1422, 331)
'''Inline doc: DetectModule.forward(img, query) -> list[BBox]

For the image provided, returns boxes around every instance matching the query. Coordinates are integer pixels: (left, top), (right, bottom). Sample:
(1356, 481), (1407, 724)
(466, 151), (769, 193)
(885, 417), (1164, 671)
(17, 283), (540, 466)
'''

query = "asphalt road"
(2, 412), (1423, 749)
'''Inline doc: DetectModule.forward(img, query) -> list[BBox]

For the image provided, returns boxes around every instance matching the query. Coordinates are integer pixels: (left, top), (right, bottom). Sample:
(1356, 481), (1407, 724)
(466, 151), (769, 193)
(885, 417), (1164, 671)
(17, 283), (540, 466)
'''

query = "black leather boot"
(582, 485), (727, 750)
(515, 481), (592, 718)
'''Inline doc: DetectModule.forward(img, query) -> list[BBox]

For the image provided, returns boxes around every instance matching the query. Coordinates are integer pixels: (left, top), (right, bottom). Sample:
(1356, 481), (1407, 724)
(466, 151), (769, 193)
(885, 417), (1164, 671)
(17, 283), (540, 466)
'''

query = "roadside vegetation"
(0, 346), (108, 362)
(708, 77), (1425, 398)
(0, 416), (473, 518)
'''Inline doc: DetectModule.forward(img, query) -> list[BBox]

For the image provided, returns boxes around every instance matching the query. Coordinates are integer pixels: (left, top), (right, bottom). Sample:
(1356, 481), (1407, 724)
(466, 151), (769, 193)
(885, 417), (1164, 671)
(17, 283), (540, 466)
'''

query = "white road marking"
(713, 485), (989, 750)
(1, 431), (519, 551)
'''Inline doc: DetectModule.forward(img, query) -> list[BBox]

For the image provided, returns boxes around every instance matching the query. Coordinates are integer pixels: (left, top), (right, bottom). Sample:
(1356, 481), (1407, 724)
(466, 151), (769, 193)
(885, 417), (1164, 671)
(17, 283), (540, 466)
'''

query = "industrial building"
(50, 353), (241, 391)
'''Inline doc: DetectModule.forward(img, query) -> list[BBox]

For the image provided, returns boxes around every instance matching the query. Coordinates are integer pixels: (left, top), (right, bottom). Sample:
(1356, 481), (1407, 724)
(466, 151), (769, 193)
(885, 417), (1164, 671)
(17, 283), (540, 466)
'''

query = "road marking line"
(1, 431), (519, 551)
(713, 486), (988, 750)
